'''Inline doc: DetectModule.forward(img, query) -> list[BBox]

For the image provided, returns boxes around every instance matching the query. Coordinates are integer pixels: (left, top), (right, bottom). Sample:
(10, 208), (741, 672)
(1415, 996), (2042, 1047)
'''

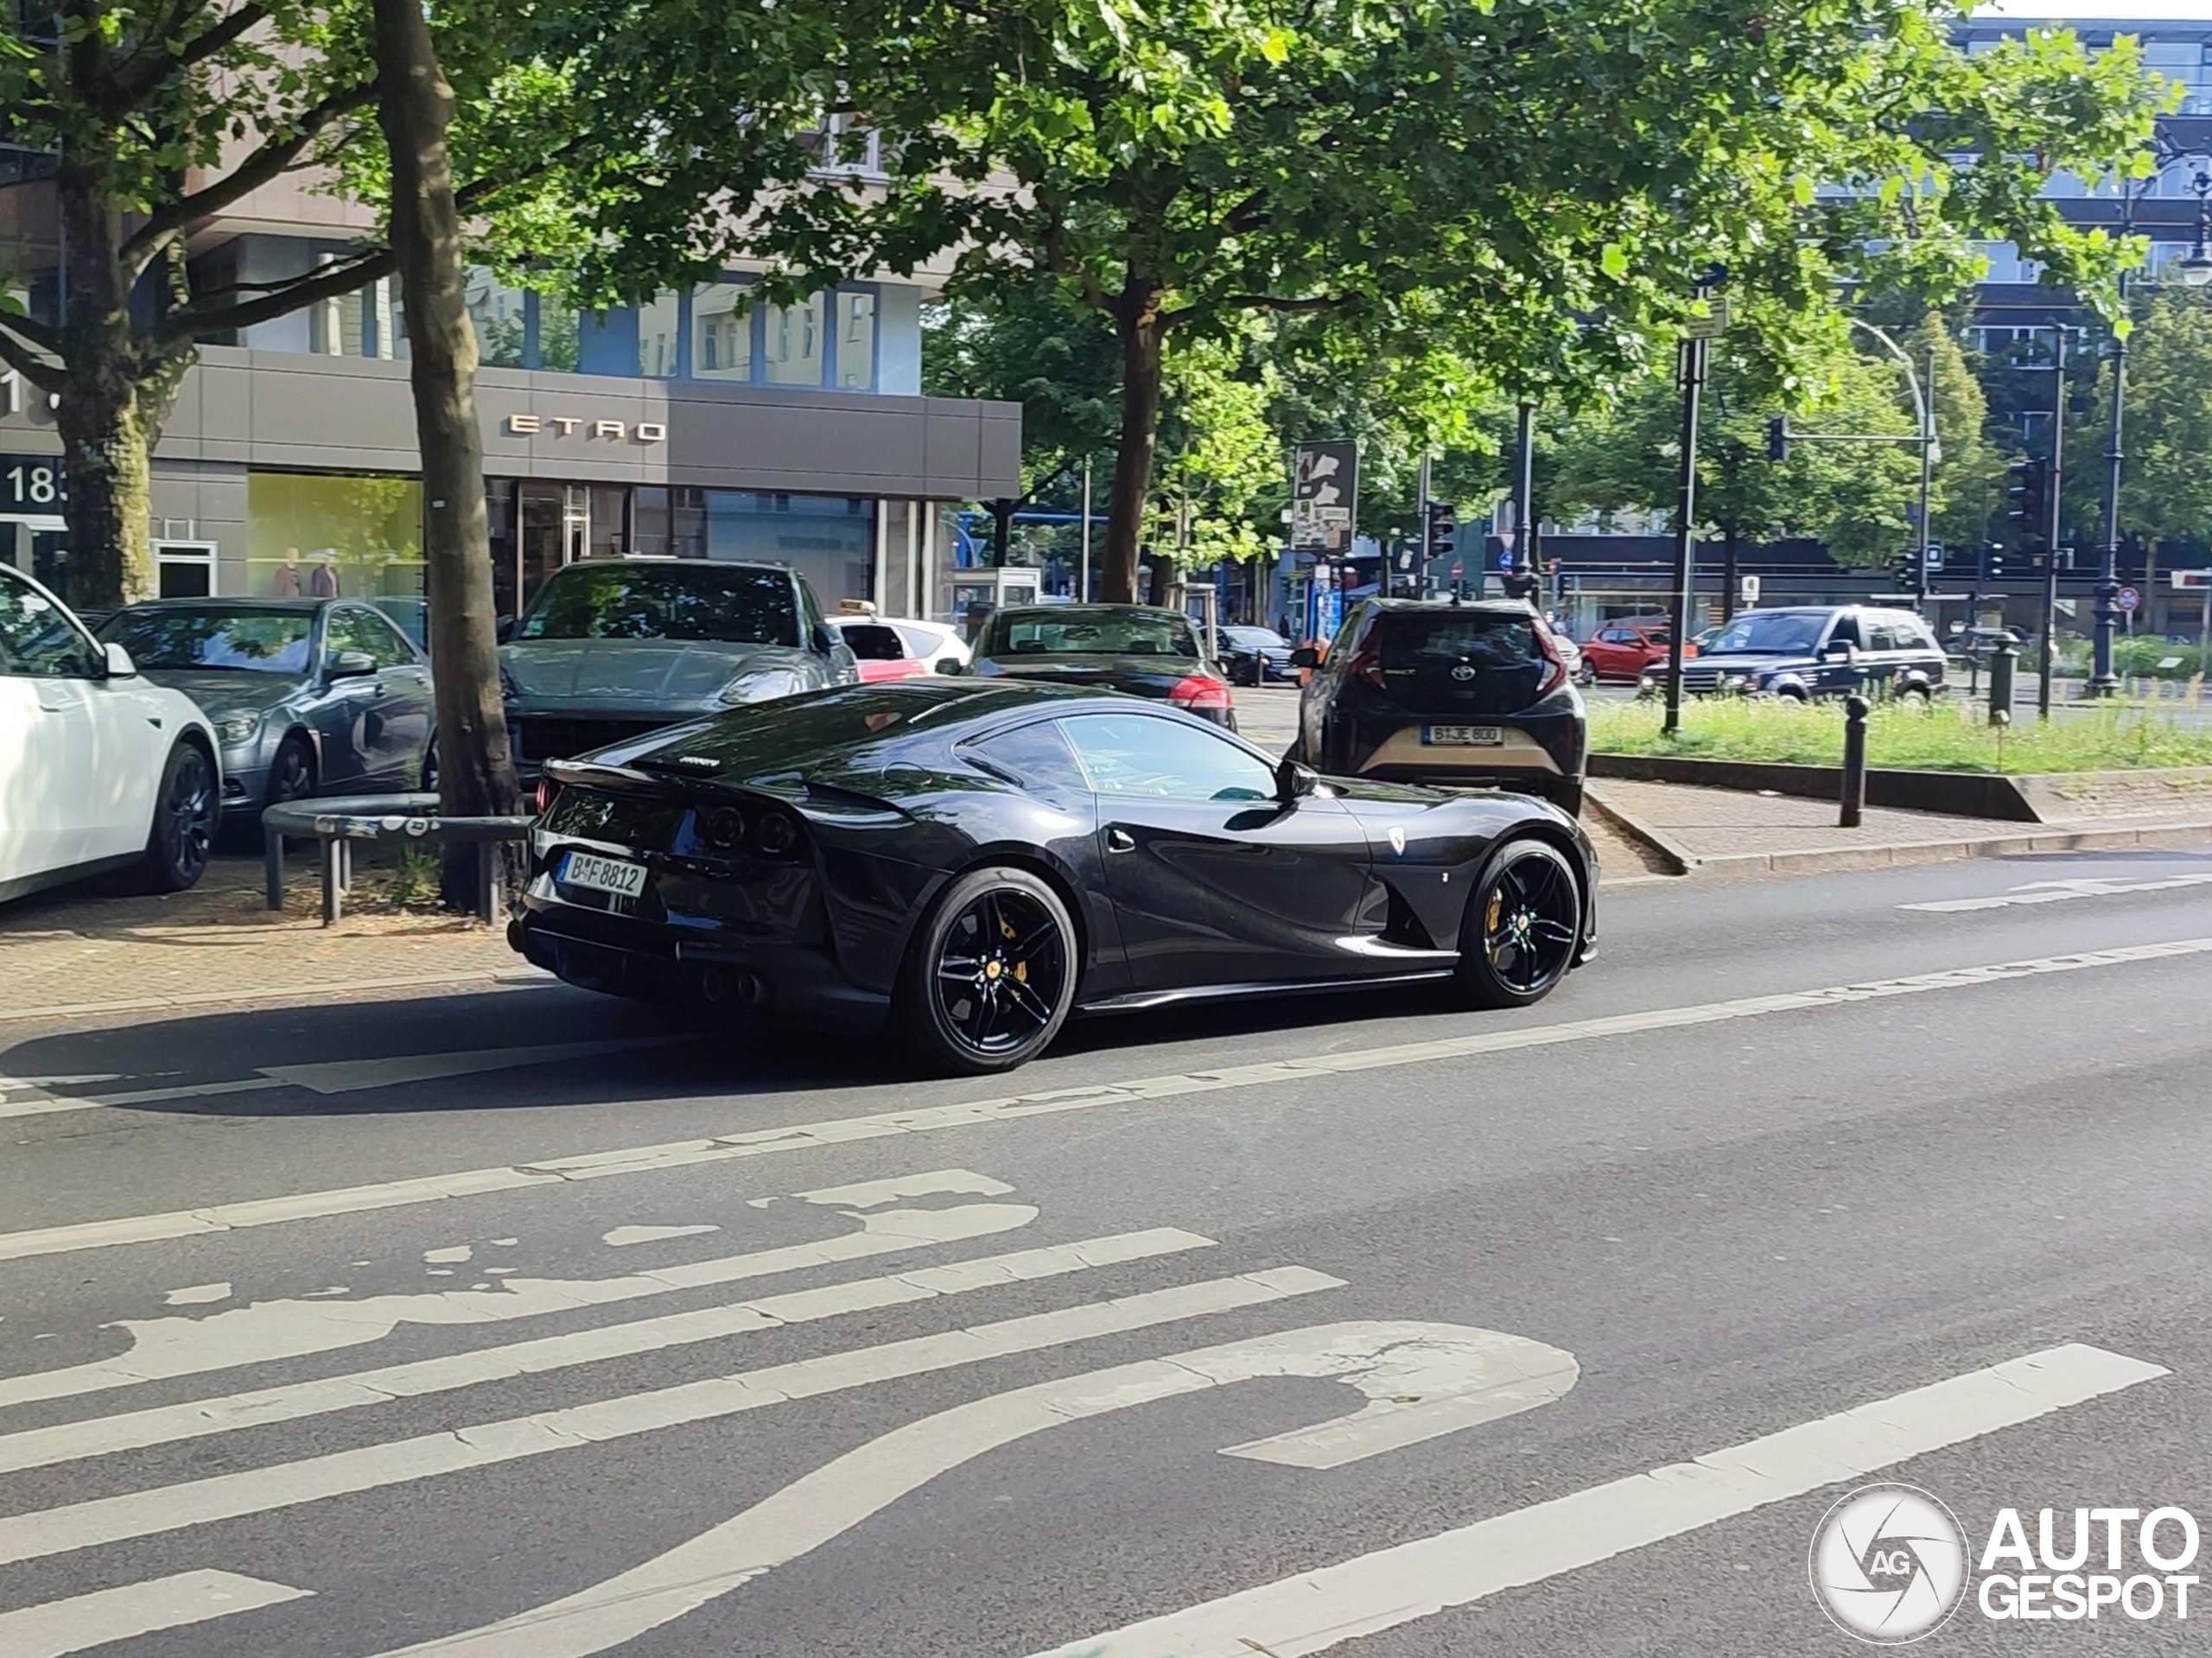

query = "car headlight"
(718, 668), (807, 705)
(214, 711), (263, 747)
(1720, 673), (1751, 692)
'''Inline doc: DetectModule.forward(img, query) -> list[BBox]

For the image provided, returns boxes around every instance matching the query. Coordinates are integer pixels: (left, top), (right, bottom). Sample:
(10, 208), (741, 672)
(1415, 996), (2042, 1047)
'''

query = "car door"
(1060, 708), (1381, 990)
(344, 605), (434, 783)
(313, 607), (378, 786)
(1300, 603), (1368, 764)
(1587, 627), (1636, 677)
(1860, 617), (1908, 696)
(1816, 613), (1866, 695)
(0, 570), (102, 881)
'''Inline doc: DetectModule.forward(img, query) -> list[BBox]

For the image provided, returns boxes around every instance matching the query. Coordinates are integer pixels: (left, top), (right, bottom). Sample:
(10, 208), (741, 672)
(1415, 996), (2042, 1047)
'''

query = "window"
(247, 473), (424, 601)
(638, 290), (681, 378)
(969, 721), (1089, 793)
(0, 569), (100, 677)
(694, 283), (754, 379)
(980, 607), (1199, 659)
(334, 607), (416, 668)
(96, 606), (315, 676)
(838, 622), (906, 661)
(1060, 712), (1275, 801)
(154, 541), (218, 599)
(1865, 619), (1904, 652)
(517, 561), (800, 645)
(765, 293), (823, 385)
(836, 291), (876, 389)
(1827, 613), (1864, 651)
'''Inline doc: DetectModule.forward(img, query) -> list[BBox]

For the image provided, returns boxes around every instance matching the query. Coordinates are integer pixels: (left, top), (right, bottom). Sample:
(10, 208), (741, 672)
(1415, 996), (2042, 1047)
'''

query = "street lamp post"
(1663, 276), (1724, 738)
(1845, 319), (1936, 609)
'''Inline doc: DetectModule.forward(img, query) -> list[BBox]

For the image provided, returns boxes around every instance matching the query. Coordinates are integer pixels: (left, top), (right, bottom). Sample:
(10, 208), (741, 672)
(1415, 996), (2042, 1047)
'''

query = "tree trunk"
(1099, 284), (1165, 605)
(52, 144), (188, 610)
(370, 0), (521, 912)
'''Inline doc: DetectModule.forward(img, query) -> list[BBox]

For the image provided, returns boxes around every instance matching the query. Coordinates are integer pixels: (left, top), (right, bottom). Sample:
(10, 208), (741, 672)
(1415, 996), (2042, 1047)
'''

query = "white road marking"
(4, 934), (2209, 1266)
(0, 1569), (310, 1657)
(0, 1174), (1031, 1410)
(160, 1281), (231, 1307)
(1031, 1343), (2168, 1658)
(0, 1228), (1217, 1477)
(0, 1267), (1341, 1566)
(1902, 871), (2212, 912)
(601, 1224), (719, 1247)
(365, 1321), (1577, 1658)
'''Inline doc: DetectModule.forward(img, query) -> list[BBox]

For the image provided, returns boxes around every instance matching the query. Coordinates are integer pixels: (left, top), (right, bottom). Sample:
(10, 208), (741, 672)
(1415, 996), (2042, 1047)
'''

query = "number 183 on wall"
(1, 456), (67, 510)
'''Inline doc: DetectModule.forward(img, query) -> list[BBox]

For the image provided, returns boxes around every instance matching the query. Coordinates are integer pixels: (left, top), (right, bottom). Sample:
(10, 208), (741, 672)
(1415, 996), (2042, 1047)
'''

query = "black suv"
(1292, 598), (1586, 815)
(1645, 606), (1948, 702)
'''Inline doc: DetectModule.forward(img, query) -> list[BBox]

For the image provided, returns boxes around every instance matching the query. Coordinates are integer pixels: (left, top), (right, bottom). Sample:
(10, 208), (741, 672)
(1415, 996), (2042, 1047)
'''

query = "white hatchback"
(0, 564), (223, 905)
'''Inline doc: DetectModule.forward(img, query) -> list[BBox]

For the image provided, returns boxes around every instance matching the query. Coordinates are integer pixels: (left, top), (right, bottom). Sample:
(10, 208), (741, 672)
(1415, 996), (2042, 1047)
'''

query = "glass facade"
(247, 472), (425, 600)
(638, 291), (682, 378)
(836, 291), (877, 389)
(764, 294), (824, 386)
(694, 283), (754, 379)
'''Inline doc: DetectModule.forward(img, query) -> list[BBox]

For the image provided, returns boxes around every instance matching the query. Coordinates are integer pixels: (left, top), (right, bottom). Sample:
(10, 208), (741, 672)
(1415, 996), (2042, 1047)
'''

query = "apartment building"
(0, 131), (1017, 620)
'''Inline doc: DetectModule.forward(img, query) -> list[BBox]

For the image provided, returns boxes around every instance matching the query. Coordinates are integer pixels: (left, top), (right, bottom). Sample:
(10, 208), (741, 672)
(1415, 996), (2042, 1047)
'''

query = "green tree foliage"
(836, 0), (2158, 603)
(2091, 289), (2212, 550)
(1910, 314), (2006, 554)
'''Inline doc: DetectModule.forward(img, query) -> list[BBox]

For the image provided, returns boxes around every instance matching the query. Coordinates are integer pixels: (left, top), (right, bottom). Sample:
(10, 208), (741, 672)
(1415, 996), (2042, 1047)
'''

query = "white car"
(0, 564), (222, 904)
(824, 614), (973, 677)
(887, 617), (972, 672)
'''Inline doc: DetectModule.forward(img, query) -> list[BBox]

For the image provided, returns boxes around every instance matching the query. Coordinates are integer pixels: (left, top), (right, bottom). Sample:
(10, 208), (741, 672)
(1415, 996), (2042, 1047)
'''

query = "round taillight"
(753, 808), (801, 857)
(704, 805), (747, 849)
(533, 777), (560, 816)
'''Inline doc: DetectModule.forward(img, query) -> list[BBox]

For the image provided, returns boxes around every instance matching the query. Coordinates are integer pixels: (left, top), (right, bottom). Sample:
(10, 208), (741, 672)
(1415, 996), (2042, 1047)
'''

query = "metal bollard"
(1987, 639), (2018, 727)
(1840, 694), (1870, 829)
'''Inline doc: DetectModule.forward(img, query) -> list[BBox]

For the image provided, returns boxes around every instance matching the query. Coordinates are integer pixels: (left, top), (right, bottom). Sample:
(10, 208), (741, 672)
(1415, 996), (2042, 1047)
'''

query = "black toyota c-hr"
(1291, 598), (1586, 816)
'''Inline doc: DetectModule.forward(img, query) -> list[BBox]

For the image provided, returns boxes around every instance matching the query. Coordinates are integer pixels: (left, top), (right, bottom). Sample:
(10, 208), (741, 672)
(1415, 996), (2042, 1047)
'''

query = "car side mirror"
(1822, 641), (1855, 662)
(1275, 756), (1319, 802)
(102, 641), (138, 679)
(811, 624), (837, 654)
(495, 616), (516, 643)
(1290, 646), (1319, 670)
(325, 648), (377, 680)
(938, 659), (965, 676)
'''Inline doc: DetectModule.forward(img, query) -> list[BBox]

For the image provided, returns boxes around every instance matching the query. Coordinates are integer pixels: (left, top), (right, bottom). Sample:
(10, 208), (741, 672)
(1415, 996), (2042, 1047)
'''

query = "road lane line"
(1903, 871), (2212, 912)
(6, 933), (2211, 1266)
(0, 1267), (1342, 1567)
(365, 1321), (1579, 1658)
(0, 1228), (1216, 1475)
(1028, 1343), (2169, 1658)
(0, 1569), (310, 1657)
(0, 1175), (1032, 1411)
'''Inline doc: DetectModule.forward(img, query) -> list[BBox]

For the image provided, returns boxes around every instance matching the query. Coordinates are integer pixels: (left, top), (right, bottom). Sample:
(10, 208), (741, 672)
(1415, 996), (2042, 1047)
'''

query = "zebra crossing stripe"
(0, 1570), (310, 1657)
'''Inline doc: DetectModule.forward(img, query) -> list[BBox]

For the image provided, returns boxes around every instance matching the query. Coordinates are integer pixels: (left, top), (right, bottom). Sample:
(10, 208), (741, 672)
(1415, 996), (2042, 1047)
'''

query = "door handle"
(1106, 828), (1136, 854)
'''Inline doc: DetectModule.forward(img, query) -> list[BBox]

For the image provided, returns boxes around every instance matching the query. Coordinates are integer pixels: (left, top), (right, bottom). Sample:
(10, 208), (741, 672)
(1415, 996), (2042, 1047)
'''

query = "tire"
(264, 734), (316, 812)
(1451, 836), (1584, 1010)
(1898, 683), (1931, 705)
(1575, 663), (1597, 688)
(139, 741), (218, 893)
(896, 867), (1078, 1075)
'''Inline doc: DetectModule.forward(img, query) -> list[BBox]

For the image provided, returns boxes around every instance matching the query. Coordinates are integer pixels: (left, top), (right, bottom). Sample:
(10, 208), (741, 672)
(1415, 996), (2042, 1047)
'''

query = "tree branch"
(0, 305), (62, 354)
(0, 323), (65, 395)
(158, 245), (396, 343)
(123, 80), (380, 275)
(116, 1), (274, 109)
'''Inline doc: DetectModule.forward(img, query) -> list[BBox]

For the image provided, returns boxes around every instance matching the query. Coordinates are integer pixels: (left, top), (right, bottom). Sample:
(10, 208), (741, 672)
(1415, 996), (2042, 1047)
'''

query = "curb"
(1609, 815), (2212, 882)
(0, 966), (556, 1027)
(1582, 789), (1695, 878)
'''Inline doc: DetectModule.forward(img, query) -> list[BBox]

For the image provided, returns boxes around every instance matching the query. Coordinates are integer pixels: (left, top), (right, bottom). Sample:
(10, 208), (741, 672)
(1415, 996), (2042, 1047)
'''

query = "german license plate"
(1424, 725), (1503, 746)
(559, 850), (648, 897)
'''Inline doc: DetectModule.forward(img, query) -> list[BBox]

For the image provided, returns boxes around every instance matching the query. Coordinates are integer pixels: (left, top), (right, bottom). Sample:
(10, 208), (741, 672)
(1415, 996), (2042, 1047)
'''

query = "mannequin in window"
(309, 550), (340, 597)
(275, 546), (303, 597)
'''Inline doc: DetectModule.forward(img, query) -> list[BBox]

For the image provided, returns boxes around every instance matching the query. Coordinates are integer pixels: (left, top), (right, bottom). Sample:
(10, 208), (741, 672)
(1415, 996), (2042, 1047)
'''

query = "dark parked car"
(1218, 624), (1297, 686)
(958, 604), (1237, 728)
(1291, 598), (1586, 816)
(97, 598), (435, 817)
(514, 679), (1597, 1074)
(499, 558), (858, 772)
(1644, 606), (1948, 701)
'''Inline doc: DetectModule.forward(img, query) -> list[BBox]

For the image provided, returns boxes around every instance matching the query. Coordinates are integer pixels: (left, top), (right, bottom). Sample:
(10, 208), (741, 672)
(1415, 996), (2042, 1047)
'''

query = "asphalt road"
(5, 846), (2212, 1656)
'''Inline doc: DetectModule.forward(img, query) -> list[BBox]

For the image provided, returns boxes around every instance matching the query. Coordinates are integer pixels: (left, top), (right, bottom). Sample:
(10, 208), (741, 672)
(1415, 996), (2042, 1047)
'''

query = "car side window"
(1865, 619), (1901, 652)
(0, 572), (102, 678)
(1827, 614), (1864, 650)
(842, 624), (906, 661)
(1326, 608), (1363, 663)
(347, 608), (416, 669)
(324, 608), (375, 666)
(969, 720), (1090, 792)
(1060, 712), (1276, 802)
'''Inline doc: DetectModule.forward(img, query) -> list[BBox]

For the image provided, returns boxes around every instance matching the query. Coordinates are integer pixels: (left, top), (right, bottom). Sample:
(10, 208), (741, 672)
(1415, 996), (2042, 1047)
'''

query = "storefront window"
(638, 290), (681, 378)
(247, 472), (425, 600)
(836, 291), (876, 389)
(764, 294), (823, 386)
(693, 283), (754, 379)
(701, 490), (872, 607)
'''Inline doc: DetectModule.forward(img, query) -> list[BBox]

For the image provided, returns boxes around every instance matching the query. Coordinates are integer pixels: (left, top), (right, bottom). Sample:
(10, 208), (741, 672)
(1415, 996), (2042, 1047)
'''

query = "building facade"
(0, 144), (1019, 621)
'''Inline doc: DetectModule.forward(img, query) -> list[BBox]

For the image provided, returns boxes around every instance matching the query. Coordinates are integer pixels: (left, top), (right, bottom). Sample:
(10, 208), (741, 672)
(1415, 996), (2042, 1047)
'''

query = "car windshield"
(1380, 611), (1543, 670)
(518, 562), (798, 645)
(982, 607), (1200, 659)
(98, 607), (316, 674)
(1224, 626), (1287, 649)
(1703, 613), (1828, 655)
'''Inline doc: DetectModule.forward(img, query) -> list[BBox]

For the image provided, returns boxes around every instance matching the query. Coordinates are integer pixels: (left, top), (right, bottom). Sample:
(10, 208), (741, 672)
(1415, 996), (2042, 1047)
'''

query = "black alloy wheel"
(899, 867), (1077, 1074)
(141, 742), (218, 893)
(1452, 836), (1582, 1009)
(265, 734), (316, 811)
(420, 734), (440, 792)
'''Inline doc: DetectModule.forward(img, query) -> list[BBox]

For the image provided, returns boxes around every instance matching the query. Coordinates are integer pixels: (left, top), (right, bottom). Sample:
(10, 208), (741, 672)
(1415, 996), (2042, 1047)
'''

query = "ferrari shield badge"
(1387, 826), (1406, 855)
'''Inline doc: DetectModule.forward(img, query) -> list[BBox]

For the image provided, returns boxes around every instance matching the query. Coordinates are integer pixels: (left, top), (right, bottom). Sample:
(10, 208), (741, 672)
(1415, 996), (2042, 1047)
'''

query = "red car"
(1577, 619), (1693, 683)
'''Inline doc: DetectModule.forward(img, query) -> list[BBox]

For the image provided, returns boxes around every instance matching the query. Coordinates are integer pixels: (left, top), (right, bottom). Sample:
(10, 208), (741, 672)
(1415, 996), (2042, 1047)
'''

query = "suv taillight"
(1531, 619), (1568, 698)
(1169, 674), (1233, 711)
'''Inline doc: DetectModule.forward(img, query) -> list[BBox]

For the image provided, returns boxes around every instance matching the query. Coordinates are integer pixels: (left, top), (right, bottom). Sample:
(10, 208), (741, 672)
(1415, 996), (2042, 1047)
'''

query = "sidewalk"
(1589, 778), (2212, 878)
(0, 861), (537, 1025)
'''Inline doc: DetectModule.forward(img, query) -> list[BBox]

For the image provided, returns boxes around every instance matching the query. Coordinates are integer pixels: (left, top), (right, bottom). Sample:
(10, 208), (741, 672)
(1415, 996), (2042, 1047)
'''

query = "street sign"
(1682, 296), (1731, 340)
(1925, 542), (1944, 571)
(1497, 548), (1516, 572)
(1290, 441), (1357, 554)
(2172, 570), (2212, 590)
(1449, 560), (1464, 580)
(1740, 575), (1760, 605)
(2117, 586), (2140, 613)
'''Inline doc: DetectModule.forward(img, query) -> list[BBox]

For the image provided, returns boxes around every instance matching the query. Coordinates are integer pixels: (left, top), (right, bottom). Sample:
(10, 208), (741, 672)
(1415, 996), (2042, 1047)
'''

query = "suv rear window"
(1375, 611), (1547, 709)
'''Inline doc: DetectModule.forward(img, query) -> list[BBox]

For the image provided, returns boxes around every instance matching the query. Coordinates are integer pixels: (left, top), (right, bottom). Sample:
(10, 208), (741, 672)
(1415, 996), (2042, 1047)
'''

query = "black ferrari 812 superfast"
(512, 679), (1597, 1073)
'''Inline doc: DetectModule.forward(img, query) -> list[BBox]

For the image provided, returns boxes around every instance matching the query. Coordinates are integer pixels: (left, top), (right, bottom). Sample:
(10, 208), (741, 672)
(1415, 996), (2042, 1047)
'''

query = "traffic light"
(1423, 500), (1457, 559)
(1981, 541), (2006, 584)
(2005, 457), (2048, 545)
(1764, 416), (1789, 463)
